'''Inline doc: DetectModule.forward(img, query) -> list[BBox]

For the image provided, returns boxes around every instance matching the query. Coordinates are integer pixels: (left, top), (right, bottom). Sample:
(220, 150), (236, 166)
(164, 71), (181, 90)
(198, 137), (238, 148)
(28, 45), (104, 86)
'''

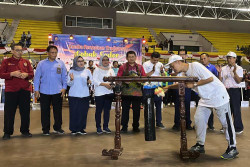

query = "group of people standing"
(0, 42), (247, 160)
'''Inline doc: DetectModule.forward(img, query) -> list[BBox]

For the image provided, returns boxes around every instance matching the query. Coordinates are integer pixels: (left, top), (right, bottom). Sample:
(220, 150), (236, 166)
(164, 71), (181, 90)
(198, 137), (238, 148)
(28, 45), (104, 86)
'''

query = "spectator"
(169, 38), (173, 51)
(148, 36), (152, 42)
(217, 51), (244, 135)
(163, 67), (175, 106)
(143, 52), (165, 129)
(112, 61), (119, 76)
(159, 41), (164, 50)
(242, 69), (248, 101)
(2, 36), (7, 47)
(26, 31), (31, 48)
(145, 44), (149, 53)
(200, 53), (218, 130)
(21, 32), (26, 47)
(49, 41), (55, 46)
(164, 39), (168, 50)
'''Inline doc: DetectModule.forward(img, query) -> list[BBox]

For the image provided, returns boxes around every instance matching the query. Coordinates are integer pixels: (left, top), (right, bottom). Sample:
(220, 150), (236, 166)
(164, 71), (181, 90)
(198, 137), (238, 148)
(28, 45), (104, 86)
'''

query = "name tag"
(57, 67), (61, 74)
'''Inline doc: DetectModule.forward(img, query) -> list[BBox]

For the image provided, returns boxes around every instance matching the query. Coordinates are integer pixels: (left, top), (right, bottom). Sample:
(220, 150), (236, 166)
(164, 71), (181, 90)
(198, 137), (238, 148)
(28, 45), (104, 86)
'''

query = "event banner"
(52, 34), (142, 69)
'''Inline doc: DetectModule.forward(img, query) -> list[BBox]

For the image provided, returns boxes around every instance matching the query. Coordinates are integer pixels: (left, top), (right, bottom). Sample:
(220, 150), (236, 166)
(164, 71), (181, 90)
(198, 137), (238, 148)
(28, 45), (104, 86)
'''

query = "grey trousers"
(194, 102), (236, 147)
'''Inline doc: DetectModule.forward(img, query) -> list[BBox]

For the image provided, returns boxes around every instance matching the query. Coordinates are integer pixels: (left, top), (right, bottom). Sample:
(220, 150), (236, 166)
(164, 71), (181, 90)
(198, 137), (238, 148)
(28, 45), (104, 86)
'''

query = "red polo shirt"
(0, 56), (34, 92)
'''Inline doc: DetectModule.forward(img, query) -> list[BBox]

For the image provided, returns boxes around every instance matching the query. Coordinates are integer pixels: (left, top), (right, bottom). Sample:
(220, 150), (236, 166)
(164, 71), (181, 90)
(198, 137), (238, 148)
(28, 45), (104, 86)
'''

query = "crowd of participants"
(0, 42), (249, 159)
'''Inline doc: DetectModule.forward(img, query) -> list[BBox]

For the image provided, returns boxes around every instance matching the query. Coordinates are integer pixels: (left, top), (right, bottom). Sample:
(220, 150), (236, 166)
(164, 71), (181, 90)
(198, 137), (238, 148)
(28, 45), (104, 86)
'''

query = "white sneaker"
(235, 130), (243, 135)
(89, 104), (96, 108)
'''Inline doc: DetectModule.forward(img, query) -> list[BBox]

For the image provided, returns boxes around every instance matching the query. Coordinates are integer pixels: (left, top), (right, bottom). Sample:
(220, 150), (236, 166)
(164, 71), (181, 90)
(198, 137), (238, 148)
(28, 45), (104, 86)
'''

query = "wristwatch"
(194, 83), (198, 87)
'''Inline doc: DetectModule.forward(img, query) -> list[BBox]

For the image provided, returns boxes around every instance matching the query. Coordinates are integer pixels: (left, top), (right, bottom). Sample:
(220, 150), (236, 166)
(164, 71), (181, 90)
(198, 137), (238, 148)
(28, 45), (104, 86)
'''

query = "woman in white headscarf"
(67, 56), (92, 135)
(93, 55), (115, 134)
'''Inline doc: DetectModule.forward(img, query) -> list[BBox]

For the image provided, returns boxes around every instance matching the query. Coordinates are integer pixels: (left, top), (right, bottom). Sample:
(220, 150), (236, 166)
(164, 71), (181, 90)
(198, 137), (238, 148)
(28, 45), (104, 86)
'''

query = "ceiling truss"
(0, 0), (249, 21)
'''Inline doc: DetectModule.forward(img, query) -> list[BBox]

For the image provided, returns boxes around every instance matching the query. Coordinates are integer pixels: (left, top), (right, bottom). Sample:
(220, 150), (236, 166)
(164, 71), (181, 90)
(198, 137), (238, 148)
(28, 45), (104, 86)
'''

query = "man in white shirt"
(165, 55), (238, 160)
(143, 52), (165, 129)
(217, 51), (244, 134)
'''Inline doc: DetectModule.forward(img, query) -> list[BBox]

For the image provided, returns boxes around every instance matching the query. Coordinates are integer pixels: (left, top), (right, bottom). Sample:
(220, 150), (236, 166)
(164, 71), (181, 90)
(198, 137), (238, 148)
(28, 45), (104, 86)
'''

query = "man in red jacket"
(0, 43), (34, 140)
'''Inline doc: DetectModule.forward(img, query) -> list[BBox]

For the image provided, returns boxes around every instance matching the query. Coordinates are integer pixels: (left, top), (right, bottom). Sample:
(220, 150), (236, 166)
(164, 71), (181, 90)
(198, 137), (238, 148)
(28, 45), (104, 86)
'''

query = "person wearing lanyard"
(67, 56), (93, 135)
(34, 45), (67, 136)
(0, 43), (34, 140)
(200, 53), (218, 131)
(143, 52), (166, 129)
(217, 51), (244, 135)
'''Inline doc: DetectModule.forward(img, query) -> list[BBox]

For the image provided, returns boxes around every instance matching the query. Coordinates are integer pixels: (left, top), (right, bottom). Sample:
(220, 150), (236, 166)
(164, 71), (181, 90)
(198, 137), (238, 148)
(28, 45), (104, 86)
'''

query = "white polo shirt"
(143, 61), (163, 88)
(186, 62), (229, 108)
(221, 64), (243, 88)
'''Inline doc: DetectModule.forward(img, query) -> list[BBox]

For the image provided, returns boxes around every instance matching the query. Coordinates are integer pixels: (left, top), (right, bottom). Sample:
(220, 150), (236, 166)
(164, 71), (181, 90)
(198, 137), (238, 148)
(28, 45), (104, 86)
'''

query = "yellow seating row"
(197, 30), (250, 55)
(13, 20), (62, 49)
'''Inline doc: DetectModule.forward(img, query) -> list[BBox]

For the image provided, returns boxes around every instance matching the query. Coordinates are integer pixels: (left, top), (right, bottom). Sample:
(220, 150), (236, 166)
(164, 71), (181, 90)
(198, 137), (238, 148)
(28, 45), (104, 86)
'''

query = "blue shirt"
(206, 63), (218, 77)
(34, 58), (67, 95)
(67, 69), (93, 98)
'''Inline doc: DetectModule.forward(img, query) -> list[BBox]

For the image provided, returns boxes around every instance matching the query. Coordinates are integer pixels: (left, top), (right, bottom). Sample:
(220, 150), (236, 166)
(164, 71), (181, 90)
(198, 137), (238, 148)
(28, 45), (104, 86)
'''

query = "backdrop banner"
(52, 34), (142, 69)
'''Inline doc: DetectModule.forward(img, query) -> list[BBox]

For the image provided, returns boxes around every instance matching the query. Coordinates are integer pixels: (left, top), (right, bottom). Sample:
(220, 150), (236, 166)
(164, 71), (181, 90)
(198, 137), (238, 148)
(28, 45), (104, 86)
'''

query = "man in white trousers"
(165, 55), (238, 160)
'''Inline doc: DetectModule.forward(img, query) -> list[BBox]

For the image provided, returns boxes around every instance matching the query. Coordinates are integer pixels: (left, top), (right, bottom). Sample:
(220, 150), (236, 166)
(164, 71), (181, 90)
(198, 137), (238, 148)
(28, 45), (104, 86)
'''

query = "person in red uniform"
(117, 51), (146, 133)
(0, 43), (34, 140)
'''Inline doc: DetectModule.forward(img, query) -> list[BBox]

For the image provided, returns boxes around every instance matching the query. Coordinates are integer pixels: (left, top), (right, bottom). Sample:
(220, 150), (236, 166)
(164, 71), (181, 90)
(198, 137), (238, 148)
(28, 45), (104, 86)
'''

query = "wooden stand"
(102, 76), (200, 160)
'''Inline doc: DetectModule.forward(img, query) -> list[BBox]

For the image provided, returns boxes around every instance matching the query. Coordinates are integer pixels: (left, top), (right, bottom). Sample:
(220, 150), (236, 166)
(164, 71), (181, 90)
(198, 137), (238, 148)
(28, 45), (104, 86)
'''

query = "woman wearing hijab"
(67, 56), (93, 135)
(93, 55), (115, 134)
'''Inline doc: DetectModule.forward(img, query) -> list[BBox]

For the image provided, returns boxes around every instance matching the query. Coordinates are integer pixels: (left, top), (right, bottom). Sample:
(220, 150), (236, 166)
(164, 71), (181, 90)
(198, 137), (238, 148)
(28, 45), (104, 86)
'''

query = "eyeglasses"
(49, 52), (58, 54)
(77, 60), (84, 63)
(102, 59), (109, 61)
(14, 50), (23, 53)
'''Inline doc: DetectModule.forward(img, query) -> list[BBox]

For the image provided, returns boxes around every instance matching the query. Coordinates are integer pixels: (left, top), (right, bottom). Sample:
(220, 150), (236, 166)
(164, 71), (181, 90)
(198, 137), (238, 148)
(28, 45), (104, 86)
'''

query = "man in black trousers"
(217, 51), (244, 135)
(34, 45), (67, 135)
(0, 43), (34, 140)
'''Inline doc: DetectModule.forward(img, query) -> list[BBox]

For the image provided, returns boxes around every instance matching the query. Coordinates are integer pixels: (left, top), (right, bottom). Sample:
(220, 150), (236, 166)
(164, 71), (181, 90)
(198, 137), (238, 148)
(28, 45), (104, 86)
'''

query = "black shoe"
(186, 125), (194, 130)
(133, 127), (140, 133)
(71, 131), (77, 135)
(121, 127), (128, 133)
(207, 126), (215, 131)
(190, 143), (205, 153)
(156, 123), (166, 129)
(2, 133), (10, 140)
(54, 129), (65, 134)
(221, 146), (239, 159)
(78, 130), (87, 135)
(43, 131), (50, 136)
(103, 127), (111, 134)
(172, 124), (180, 131)
(22, 132), (32, 137)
